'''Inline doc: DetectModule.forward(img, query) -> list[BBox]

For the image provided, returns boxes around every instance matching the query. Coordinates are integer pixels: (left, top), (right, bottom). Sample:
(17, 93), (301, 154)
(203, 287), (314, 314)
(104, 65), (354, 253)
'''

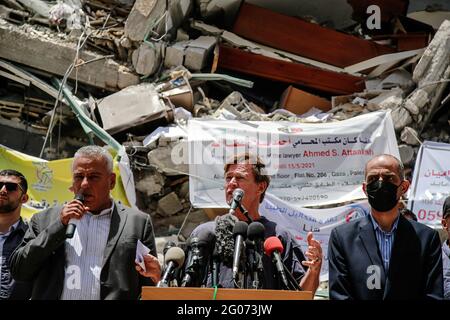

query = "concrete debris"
(398, 144), (416, 166)
(96, 83), (171, 134)
(164, 41), (189, 68)
(391, 106), (413, 131)
(400, 127), (421, 146)
(0, 0), (449, 238)
(131, 42), (163, 76)
(164, 35), (217, 71)
(135, 170), (165, 197)
(147, 141), (189, 176)
(49, 1), (85, 32)
(157, 191), (183, 216)
(184, 36), (216, 71)
(16, 0), (50, 18)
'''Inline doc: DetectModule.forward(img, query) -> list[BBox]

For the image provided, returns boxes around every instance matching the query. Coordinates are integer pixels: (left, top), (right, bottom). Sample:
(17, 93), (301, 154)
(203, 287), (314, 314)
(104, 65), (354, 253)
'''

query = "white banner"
(188, 110), (399, 208)
(260, 194), (370, 281)
(408, 141), (450, 227)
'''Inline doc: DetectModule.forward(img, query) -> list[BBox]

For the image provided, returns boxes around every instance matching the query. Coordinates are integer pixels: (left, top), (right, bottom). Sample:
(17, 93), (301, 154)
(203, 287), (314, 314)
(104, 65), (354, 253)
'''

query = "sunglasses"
(0, 182), (24, 192)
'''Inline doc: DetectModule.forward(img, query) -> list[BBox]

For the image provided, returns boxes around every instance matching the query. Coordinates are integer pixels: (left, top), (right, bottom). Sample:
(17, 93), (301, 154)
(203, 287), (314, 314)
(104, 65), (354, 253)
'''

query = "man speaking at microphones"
(9, 145), (161, 300)
(185, 153), (322, 294)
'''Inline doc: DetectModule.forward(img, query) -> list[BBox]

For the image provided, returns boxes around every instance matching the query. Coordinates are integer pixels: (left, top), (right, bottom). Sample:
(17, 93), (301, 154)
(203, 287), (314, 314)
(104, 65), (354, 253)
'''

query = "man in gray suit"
(9, 145), (161, 299)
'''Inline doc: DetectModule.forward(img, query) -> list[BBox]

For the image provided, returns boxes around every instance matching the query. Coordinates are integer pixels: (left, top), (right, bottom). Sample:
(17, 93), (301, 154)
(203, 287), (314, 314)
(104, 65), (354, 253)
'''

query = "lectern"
(141, 287), (313, 300)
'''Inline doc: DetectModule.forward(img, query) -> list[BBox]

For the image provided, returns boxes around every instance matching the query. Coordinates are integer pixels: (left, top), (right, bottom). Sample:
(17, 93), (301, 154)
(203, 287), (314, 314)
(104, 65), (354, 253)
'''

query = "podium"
(141, 287), (313, 300)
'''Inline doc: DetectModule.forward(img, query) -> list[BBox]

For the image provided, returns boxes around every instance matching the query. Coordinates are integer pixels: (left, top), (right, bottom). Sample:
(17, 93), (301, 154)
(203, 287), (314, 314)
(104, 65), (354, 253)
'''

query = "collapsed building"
(0, 0), (449, 254)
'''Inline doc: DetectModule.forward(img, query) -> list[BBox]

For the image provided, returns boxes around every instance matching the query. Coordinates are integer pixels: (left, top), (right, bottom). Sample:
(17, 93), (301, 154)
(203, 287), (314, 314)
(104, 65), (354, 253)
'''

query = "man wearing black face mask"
(328, 154), (443, 300)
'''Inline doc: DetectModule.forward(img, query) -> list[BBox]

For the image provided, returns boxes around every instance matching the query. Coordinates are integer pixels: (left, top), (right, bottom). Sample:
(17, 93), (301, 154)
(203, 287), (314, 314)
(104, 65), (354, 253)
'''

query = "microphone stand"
(238, 203), (252, 223)
(242, 248), (247, 289)
(253, 250), (264, 289)
(282, 263), (301, 291)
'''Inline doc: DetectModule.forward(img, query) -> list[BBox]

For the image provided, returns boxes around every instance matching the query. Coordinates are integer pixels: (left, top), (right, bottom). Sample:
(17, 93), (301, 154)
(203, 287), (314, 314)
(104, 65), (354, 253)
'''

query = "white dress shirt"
(60, 202), (114, 300)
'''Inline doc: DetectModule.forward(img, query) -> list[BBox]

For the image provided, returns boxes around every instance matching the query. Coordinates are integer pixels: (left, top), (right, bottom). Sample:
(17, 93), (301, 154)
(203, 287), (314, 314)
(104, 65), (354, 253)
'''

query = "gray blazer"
(9, 201), (157, 300)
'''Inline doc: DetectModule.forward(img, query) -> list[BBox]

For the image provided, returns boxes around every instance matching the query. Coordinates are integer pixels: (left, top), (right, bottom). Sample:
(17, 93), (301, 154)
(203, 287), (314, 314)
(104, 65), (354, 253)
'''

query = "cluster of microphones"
(154, 189), (301, 290)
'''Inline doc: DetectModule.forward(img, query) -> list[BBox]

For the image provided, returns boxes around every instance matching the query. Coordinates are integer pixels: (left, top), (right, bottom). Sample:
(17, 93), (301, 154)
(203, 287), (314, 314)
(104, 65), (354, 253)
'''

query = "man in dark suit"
(9, 145), (161, 300)
(328, 154), (443, 300)
(0, 169), (32, 299)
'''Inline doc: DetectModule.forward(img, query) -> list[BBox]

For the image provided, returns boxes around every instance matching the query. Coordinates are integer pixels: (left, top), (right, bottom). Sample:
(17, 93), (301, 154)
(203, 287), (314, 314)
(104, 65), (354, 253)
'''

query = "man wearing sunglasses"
(0, 169), (32, 299)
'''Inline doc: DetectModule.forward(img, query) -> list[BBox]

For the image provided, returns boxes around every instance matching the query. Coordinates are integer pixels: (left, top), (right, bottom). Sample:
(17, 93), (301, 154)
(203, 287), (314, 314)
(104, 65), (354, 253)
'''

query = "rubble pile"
(0, 0), (449, 237)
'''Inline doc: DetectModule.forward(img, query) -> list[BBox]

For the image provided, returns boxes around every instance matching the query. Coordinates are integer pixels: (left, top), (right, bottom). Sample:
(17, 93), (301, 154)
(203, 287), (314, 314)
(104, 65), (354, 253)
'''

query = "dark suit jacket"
(2, 218), (32, 300)
(9, 201), (157, 300)
(328, 214), (443, 300)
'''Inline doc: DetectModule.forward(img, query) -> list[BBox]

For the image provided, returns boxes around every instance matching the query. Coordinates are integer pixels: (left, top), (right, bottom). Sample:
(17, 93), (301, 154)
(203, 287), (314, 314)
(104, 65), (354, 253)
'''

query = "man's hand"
(60, 199), (89, 226)
(135, 254), (161, 284)
(302, 232), (323, 272)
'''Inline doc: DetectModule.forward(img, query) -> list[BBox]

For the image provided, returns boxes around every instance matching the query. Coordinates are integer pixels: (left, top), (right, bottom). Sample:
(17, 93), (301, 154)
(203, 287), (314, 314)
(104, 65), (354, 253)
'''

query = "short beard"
(0, 201), (20, 214)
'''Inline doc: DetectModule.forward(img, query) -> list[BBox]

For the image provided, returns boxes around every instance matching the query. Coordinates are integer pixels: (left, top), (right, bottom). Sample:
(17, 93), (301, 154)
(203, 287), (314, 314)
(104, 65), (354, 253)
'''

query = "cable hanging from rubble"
(39, 23), (91, 159)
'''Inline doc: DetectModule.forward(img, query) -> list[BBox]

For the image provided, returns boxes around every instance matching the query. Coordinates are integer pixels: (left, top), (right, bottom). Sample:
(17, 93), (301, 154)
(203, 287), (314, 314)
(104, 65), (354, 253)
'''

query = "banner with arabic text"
(260, 194), (370, 281)
(188, 111), (399, 208)
(408, 141), (450, 227)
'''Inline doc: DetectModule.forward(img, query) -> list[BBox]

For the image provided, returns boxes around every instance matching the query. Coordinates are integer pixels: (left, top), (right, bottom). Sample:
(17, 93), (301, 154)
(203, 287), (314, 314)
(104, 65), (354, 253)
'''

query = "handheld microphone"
(264, 236), (289, 290)
(157, 246), (185, 287)
(232, 221), (248, 284)
(66, 193), (84, 239)
(229, 188), (244, 215)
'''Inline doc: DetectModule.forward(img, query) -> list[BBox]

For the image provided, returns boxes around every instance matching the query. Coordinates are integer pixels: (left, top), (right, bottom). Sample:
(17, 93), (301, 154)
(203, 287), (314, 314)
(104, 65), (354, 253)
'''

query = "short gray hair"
(72, 145), (114, 173)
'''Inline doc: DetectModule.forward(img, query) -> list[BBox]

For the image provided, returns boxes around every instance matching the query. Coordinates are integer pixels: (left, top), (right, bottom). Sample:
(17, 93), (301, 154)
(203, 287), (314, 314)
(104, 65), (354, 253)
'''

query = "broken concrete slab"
(373, 69), (414, 91)
(400, 126), (421, 146)
(96, 83), (170, 134)
(404, 89), (428, 114)
(124, 0), (166, 42)
(391, 107), (412, 131)
(147, 140), (189, 176)
(16, 0), (50, 18)
(413, 20), (450, 86)
(135, 170), (165, 196)
(167, 0), (192, 35)
(0, 22), (139, 91)
(125, 0), (190, 43)
(164, 41), (189, 68)
(184, 36), (216, 71)
(131, 42), (162, 76)
(157, 191), (183, 216)
(367, 89), (403, 110)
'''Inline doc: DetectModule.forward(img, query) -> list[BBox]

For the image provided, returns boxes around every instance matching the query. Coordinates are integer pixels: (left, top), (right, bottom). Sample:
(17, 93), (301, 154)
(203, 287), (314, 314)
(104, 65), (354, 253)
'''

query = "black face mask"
(366, 180), (401, 212)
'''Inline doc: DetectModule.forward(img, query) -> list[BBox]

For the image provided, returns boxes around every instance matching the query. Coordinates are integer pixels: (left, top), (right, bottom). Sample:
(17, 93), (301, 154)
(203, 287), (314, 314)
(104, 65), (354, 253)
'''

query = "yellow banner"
(0, 145), (130, 220)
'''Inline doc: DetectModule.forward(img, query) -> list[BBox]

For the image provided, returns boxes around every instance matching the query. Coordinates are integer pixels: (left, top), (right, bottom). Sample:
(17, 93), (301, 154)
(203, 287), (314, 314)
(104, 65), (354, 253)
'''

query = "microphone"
(157, 246), (185, 287)
(163, 241), (177, 256)
(264, 236), (289, 290)
(247, 222), (265, 252)
(232, 221), (248, 284)
(229, 188), (244, 215)
(214, 213), (238, 266)
(66, 193), (84, 239)
(246, 222), (265, 289)
(181, 229), (215, 287)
